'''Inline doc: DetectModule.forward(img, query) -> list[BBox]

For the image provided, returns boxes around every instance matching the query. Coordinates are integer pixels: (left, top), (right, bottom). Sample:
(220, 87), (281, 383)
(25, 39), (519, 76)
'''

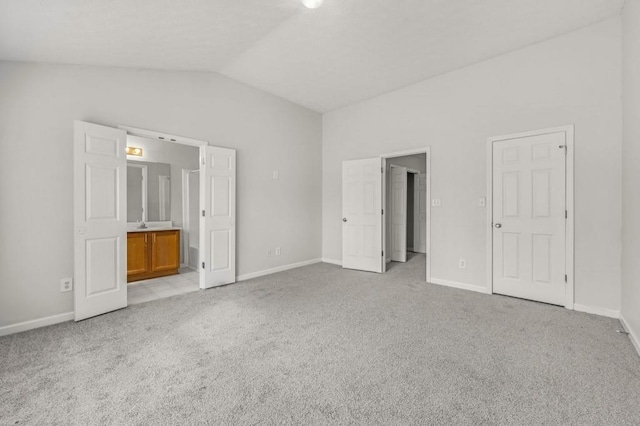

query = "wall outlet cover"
(60, 278), (73, 292)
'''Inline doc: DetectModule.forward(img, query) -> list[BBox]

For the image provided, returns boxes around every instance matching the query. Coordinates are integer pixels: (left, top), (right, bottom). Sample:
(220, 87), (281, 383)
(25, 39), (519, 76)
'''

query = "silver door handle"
(494, 223), (502, 228)
(342, 218), (347, 222)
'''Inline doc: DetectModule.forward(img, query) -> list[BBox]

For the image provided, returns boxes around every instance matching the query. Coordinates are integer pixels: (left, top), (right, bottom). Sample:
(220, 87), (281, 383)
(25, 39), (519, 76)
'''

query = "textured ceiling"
(0, 0), (625, 112)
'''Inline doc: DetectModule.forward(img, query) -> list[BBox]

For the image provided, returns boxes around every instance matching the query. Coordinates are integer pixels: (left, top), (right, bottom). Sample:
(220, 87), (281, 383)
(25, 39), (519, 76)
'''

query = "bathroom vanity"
(127, 228), (180, 282)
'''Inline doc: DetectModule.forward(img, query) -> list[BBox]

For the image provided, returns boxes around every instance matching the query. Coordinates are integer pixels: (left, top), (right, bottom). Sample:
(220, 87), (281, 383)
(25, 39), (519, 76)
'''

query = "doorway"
(125, 135), (200, 305)
(73, 121), (237, 321)
(384, 152), (429, 278)
(340, 147), (431, 282)
(487, 125), (574, 308)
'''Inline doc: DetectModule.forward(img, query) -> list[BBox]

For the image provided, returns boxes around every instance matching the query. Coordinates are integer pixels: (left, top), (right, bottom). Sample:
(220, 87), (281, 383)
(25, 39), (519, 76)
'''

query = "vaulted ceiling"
(0, 0), (625, 112)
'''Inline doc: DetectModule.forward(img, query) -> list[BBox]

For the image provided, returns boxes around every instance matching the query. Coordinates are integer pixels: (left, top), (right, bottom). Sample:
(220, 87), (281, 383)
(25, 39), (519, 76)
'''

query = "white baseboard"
(430, 278), (490, 294)
(0, 311), (74, 337)
(321, 258), (342, 266)
(237, 258), (322, 282)
(619, 314), (640, 357)
(573, 304), (620, 319)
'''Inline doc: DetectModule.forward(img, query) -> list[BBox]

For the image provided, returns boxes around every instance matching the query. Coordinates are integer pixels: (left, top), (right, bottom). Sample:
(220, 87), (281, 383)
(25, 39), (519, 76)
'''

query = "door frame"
(118, 125), (209, 289)
(486, 125), (574, 309)
(127, 163), (148, 222)
(380, 147), (431, 283)
(181, 168), (199, 268)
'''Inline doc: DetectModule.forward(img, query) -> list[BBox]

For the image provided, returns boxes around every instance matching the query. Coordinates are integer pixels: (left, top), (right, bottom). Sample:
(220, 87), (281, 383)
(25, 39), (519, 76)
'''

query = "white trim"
(380, 147), (430, 158)
(619, 314), (640, 357)
(322, 258), (343, 266)
(127, 163), (148, 222)
(430, 278), (491, 295)
(237, 259), (322, 282)
(486, 125), (575, 308)
(119, 125), (209, 147)
(0, 312), (74, 337)
(380, 147), (431, 283)
(574, 304), (620, 319)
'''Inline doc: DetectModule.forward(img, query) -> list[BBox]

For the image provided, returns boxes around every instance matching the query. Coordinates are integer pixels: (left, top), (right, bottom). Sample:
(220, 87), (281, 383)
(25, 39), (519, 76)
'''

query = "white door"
(414, 173), (427, 253)
(200, 145), (236, 289)
(74, 121), (127, 321)
(492, 132), (566, 305)
(342, 158), (383, 273)
(390, 166), (408, 262)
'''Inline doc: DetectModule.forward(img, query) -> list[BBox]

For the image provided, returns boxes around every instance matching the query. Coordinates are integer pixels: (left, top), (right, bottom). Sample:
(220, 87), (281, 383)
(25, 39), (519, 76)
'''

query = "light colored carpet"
(1, 254), (639, 425)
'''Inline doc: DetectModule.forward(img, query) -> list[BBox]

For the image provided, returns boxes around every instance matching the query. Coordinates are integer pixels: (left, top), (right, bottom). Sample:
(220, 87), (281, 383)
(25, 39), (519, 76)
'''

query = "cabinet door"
(127, 233), (148, 275)
(151, 231), (180, 272)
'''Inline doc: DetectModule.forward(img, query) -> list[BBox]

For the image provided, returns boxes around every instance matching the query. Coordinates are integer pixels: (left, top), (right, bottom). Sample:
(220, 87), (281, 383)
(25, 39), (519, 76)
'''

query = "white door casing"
(491, 131), (567, 306)
(342, 158), (383, 273)
(158, 175), (170, 221)
(414, 173), (427, 254)
(201, 145), (236, 288)
(390, 166), (408, 262)
(73, 121), (128, 321)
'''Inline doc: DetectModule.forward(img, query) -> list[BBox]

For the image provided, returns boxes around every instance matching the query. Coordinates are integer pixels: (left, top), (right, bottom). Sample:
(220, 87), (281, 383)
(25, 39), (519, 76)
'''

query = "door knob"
(342, 218), (348, 222)
(494, 223), (502, 228)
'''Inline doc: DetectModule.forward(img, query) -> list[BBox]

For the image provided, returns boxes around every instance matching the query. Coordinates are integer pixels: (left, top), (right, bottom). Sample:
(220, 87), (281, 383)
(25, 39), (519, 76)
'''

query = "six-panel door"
(492, 131), (566, 306)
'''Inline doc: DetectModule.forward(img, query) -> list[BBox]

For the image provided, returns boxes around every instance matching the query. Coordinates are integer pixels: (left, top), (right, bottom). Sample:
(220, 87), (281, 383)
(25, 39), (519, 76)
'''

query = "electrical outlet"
(60, 277), (73, 292)
(267, 249), (272, 257)
(458, 259), (466, 269)
(478, 197), (486, 207)
(275, 247), (281, 256)
(272, 170), (279, 180)
(432, 199), (442, 207)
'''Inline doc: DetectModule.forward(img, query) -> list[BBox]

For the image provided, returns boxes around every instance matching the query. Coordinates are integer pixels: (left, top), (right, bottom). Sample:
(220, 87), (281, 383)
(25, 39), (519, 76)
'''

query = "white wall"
(323, 19), (622, 313)
(0, 62), (322, 328)
(621, 0), (640, 349)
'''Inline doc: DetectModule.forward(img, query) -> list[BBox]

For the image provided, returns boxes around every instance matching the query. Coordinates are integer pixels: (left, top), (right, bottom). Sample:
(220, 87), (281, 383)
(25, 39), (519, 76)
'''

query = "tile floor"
(128, 268), (199, 305)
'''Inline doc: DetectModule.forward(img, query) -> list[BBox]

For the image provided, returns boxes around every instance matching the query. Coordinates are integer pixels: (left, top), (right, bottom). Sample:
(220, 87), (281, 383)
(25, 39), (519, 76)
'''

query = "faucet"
(137, 221), (147, 229)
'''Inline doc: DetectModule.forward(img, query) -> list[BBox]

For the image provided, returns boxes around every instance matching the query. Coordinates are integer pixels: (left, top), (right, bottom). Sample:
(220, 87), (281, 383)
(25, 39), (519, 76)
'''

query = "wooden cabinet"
(127, 230), (180, 282)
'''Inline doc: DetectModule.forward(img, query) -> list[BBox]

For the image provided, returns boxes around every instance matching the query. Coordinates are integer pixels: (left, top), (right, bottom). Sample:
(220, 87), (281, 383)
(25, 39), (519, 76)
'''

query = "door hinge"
(381, 167), (384, 173)
(201, 156), (205, 165)
(381, 251), (384, 257)
(565, 210), (568, 219)
(559, 144), (567, 154)
(202, 262), (205, 269)
(202, 210), (205, 217)
(565, 274), (568, 283)
(381, 209), (384, 215)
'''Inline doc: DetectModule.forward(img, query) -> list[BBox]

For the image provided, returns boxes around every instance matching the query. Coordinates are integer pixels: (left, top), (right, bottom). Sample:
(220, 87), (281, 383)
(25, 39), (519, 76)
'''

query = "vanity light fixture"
(302, 0), (323, 9)
(126, 146), (143, 156)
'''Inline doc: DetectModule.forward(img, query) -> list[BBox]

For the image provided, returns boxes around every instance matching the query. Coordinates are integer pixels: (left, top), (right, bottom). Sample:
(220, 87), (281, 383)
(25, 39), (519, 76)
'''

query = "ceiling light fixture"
(126, 146), (143, 156)
(302, 0), (323, 9)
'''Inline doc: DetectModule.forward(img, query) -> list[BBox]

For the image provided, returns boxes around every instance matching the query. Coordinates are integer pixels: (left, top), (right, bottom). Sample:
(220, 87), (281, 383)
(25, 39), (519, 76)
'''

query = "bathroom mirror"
(127, 161), (171, 222)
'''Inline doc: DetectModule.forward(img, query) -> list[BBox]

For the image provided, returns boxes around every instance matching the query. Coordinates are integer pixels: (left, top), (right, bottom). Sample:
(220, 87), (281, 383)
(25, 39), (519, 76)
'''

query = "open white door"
(200, 145), (236, 289)
(342, 158), (383, 273)
(415, 173), (427, 253)
(390, 166), (408, 262)
(492, 131), (566, 305)
(74, 121), (127, 321)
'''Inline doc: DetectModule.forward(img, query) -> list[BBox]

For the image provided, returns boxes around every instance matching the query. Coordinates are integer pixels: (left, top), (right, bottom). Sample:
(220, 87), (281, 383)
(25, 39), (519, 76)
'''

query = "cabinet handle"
(153, 234), (156, 244)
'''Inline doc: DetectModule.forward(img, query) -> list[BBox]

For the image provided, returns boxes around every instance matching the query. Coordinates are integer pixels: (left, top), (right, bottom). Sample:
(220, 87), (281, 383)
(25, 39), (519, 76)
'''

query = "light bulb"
(302, 0), (323, 9)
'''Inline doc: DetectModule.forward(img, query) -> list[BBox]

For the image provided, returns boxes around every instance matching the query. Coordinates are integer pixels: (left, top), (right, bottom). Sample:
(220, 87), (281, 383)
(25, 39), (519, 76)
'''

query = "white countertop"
(127, 225), (181, 233)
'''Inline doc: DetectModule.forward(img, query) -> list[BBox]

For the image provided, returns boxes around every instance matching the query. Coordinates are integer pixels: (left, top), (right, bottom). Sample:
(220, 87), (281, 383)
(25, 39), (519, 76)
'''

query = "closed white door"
(342, 158), (383, 273)
(390, 167), (408, 262)
(74, 121), (127, 321)
(201, 145), (236, 289)
(415, 173), (427, 253)
(492, 132), (566, 305)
